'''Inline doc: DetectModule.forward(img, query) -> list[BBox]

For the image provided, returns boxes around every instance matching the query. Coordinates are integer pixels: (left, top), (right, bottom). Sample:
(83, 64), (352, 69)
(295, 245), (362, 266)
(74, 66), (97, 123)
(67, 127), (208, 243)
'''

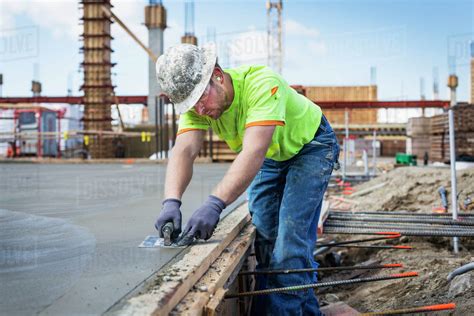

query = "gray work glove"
(154, 198), (182, 239)
(179, 195), (226, 244)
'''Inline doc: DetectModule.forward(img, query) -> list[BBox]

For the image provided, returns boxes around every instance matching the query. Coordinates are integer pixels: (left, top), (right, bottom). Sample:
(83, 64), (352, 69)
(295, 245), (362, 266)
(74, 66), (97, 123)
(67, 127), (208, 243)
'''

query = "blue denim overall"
(248, 115), (339, 316)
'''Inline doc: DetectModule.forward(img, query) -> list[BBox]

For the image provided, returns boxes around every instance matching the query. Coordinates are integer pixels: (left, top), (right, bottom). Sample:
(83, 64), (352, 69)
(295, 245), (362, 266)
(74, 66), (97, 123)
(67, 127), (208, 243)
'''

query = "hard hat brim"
(173, 43), (217, 115)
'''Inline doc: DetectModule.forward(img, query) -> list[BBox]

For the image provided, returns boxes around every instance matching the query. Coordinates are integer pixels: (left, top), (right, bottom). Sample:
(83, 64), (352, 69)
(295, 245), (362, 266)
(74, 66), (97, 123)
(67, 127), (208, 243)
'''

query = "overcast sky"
(0, 0), (473, 102)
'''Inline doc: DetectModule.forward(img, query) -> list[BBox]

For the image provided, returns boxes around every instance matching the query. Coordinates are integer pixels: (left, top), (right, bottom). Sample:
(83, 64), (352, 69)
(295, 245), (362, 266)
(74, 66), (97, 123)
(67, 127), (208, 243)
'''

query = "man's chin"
(209, 113), (221, 120)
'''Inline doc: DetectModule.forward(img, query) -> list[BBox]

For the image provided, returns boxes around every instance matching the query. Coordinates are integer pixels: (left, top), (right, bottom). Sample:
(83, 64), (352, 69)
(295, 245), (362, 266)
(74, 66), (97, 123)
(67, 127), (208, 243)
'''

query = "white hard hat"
(155, 43), (217, 114)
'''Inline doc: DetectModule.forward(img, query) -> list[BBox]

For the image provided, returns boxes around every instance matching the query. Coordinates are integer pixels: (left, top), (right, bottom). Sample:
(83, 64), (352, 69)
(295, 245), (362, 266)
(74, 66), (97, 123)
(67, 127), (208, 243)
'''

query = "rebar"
(225, 272), (418, 299)
(327, 214), (474, 226)
(317, 234), (400, 247)
(360, 302), (456, 315)
(239, 263), (403, 276)
(330, 211), (474, 218)
(325, 220), (474, 231)
(328, 244), (412, 250)
(323, 226), (474, 237)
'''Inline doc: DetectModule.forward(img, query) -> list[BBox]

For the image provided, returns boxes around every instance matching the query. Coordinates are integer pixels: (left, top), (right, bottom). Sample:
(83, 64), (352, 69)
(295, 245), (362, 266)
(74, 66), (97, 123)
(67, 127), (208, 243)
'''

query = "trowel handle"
(162, 222), (174, 235)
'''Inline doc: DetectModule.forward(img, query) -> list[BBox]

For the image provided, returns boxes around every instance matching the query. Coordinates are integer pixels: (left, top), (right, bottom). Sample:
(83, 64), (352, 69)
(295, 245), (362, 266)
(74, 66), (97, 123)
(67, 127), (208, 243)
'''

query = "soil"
(318, 166), (474, 315)
(353, 167), (474, 213)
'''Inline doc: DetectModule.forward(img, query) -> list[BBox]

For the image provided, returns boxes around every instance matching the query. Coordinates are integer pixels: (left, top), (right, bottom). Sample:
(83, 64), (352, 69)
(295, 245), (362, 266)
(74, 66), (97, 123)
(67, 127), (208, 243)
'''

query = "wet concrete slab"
(0, 163), (244, 315)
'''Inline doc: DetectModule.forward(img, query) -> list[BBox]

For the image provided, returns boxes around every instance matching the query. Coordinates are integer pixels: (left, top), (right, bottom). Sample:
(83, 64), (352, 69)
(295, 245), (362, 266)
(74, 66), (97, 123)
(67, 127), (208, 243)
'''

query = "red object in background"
(13, 107), (62, 158)
(0, 96), (449, 109)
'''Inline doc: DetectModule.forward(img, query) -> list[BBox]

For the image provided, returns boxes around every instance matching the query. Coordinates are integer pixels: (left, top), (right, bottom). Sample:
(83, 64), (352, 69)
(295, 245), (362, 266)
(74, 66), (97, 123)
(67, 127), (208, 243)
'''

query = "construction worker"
(154, 43), (339, 315)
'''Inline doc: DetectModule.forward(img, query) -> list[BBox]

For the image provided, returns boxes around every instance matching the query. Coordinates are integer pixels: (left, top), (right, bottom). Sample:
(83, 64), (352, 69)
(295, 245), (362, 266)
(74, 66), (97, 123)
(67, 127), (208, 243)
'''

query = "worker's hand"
(155, 198), (182, 239)
(180, 195), (226, 242)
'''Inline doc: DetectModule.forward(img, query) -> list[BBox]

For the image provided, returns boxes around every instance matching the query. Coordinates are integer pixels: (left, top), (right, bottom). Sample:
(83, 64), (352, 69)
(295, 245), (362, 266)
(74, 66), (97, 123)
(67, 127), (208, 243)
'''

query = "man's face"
(193, 79), (226, 119)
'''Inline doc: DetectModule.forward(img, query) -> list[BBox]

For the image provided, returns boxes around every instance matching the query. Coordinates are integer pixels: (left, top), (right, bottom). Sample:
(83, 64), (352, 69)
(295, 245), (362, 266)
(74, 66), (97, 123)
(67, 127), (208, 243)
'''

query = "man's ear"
(212, 68), (224, 83)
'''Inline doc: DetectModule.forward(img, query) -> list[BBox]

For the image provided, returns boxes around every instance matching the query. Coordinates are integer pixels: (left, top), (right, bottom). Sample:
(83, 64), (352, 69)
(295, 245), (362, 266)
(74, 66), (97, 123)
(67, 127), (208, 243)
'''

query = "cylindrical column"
(145, 4), (166, 125)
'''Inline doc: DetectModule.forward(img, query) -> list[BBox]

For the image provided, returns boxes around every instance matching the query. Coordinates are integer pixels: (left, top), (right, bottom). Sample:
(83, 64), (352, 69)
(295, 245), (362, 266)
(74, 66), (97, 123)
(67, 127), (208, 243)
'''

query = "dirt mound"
(353, 167), (474, 213)
(321, 166), (474, 315)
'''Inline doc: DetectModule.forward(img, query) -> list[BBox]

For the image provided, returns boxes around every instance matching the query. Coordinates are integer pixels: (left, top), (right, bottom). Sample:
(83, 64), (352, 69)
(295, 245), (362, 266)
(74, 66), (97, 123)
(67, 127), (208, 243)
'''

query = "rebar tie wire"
(239, 263), (403, 276)
(225, 272), (418, 299)
(360, 302), (456, 316)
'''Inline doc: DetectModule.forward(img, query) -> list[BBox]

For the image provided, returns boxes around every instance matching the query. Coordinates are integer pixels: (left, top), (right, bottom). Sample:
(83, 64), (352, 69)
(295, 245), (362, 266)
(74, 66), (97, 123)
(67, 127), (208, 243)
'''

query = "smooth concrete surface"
(0, 163), (244, 315)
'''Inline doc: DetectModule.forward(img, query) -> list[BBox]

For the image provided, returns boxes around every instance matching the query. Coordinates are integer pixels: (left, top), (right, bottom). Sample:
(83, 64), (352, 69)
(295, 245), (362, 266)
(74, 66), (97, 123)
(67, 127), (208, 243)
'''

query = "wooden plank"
(204, 288), (227, 316)
(115, 204), (251, 316)
(172, 223), (256, 316)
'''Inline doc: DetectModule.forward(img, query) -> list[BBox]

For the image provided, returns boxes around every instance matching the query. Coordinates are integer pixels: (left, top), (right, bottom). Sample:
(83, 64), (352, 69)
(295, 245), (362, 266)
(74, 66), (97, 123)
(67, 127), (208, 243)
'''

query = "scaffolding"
(80, 0), (115, 158)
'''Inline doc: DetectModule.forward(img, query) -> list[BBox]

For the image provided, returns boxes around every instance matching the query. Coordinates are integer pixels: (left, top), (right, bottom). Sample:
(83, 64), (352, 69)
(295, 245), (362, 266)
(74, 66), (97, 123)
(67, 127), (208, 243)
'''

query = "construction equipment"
(395, 152), (417, 166)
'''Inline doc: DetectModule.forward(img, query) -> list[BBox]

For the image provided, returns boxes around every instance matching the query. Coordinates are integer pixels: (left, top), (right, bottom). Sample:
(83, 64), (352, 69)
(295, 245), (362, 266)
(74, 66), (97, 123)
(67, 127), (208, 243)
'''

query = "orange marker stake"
(382, 263), (403, 268)
(393, 245), (413, 249)
(360, 302), (455, 315)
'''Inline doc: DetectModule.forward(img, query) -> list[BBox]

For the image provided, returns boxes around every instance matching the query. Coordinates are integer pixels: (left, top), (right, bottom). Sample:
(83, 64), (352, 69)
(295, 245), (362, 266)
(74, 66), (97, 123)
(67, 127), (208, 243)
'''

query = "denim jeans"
(248, 115), (339, 316)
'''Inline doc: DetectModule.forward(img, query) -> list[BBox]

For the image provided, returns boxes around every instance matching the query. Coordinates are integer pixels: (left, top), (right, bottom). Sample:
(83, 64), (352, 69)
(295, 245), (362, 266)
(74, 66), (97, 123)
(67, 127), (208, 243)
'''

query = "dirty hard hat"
(155, 43), (217, 114)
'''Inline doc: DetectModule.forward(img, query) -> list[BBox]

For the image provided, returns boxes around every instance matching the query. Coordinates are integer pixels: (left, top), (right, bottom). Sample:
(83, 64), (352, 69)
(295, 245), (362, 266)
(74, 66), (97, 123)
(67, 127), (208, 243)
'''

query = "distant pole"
(447, 74), (459, 254)
(342, 109), (349, 180)
(372, 130), (377, 176)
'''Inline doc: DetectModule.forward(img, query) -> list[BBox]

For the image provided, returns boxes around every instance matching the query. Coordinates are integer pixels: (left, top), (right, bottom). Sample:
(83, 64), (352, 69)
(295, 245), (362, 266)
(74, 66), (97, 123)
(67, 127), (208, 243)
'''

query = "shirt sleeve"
(177, 110), (210, 136)
(245, 77), (287, 128)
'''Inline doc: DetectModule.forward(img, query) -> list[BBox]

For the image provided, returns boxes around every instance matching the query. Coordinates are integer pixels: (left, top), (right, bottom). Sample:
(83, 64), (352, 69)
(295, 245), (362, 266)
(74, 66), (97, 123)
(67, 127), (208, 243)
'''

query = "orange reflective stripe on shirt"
(176, 128), (205, 136)
(245, 120), (285, 128)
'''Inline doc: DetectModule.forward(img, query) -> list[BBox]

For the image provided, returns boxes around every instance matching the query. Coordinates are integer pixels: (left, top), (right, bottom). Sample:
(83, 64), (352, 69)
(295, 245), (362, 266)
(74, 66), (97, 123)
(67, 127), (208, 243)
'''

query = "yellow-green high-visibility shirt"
(177, 65), (322, 162)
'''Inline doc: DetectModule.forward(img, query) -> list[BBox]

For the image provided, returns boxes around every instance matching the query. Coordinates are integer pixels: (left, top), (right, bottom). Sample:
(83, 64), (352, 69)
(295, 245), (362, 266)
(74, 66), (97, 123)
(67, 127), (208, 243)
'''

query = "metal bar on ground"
(239, 263), (403, 276)
(328, 245), (413, 250)
(323, 226), (474, 237)
(327, 214), (474, 226)
(329, 211), (474, 218)
(317, 234), (400, 247)
(225, 272), (419, 299)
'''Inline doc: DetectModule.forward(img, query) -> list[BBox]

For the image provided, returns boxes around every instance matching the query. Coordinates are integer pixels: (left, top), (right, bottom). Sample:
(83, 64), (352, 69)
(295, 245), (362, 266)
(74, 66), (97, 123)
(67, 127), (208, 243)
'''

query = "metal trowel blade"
(138, 235), (186, 248)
